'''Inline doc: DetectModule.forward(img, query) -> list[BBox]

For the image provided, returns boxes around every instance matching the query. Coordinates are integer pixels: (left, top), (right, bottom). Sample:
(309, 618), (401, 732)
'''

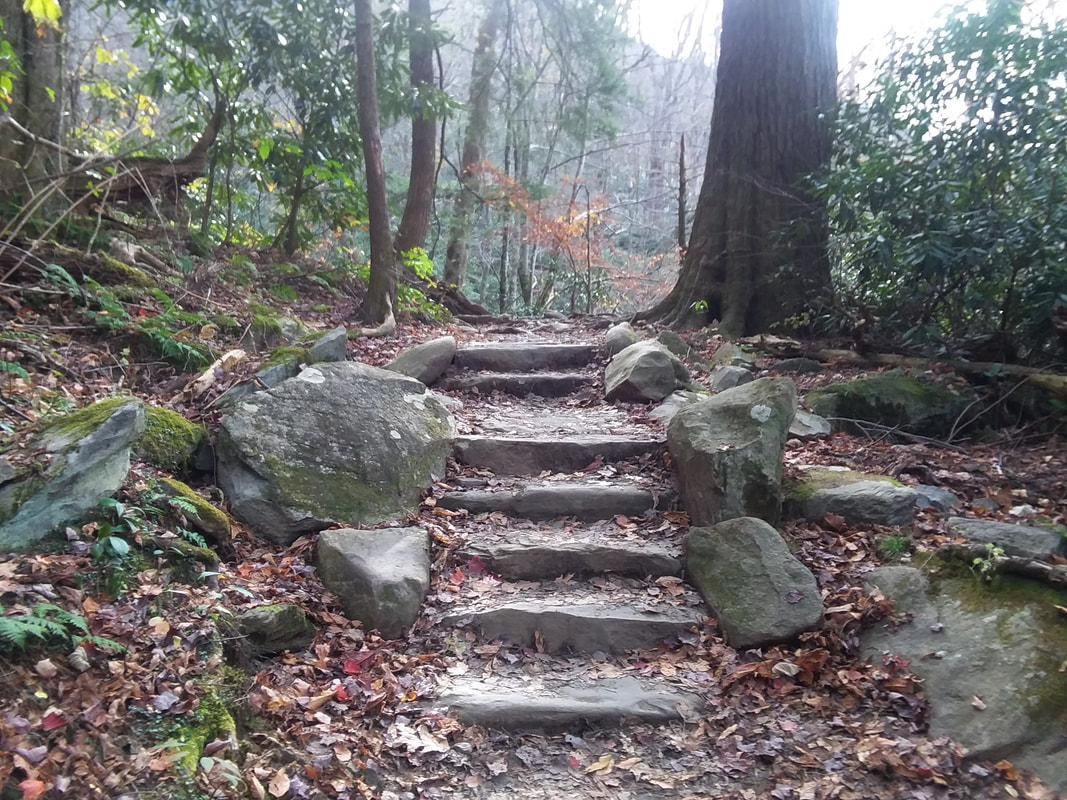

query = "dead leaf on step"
(971, 695), (987, 710)
(584, 754), (615, 775)
(823, 512), (848, 532)
(267, 769), (290, 798)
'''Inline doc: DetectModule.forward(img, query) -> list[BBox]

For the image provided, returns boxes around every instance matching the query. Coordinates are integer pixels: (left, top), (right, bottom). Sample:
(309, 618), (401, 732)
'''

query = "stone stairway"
(427, 338), (704, 729)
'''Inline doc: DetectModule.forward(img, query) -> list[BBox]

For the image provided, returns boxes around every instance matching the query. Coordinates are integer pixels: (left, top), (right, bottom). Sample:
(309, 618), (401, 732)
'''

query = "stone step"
(437, 371), (591, 398)
(441, 592), (702, 654)
(454, 435), (664, 475)
(438, 482), (671, 522)
(433, 675), (701, 729)
(453, 342), (600, 373)
(463, 536), (681, 581)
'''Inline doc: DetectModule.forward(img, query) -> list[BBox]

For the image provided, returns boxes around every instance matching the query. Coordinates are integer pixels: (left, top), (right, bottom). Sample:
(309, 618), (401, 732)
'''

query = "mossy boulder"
(805, 369), (971, 438)
(216, 362), (454, 545)
(156, 477), (231, 545)
(709, 342), (755, 369)
(136, 407), (206, 477)
(862, 566), (1067, 790)
(0, 398), (145, 550)
(668, 377), (796, 526)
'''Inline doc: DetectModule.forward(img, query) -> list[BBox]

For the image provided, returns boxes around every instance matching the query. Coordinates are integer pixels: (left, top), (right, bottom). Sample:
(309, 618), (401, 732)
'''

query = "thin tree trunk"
(0, 0), (66, 204)
(283, 170), (305, 256)
(442, 0), (503, 290)
(355, 0), (397, 323)
(641, 0), (838, 334)
(394, 0), (436, 257)
(677, 133), (687, 251)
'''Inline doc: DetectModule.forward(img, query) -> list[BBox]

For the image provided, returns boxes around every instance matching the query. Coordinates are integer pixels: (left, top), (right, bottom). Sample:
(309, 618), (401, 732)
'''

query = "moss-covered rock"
(784, 467), (901, 504)
(157, 477), (231, 544)
(805, 369), (971, 438)
(216, 362), (454, 545)
(0, 398), (145, 550)
(136, 407), (205, 476)
(170, 689), (238, 777)
(233, 603), (315, 655)
(262, 345), (311, 369)
(709, 342), (755, 369)
(861, 566), (1067, 790)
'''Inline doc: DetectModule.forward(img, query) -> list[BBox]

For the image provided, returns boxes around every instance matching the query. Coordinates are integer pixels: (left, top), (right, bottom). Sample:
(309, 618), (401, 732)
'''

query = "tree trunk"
(677, 133), (687, 251)
(0, 0), (66, 205)
(355, 0), (396, 324)
(393, 0), (436, 257)
(441, 0), (503, 290)
(641, 0), (838, 335)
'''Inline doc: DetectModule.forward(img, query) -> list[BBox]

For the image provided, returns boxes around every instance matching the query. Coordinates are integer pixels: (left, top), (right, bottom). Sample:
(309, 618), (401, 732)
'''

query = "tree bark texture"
(442, 0), (503, 290)
(642, 0), (838, 335)
(0, 0), (65, 203)
(355, 0), (397, 324)
(393, 0), (436, 256)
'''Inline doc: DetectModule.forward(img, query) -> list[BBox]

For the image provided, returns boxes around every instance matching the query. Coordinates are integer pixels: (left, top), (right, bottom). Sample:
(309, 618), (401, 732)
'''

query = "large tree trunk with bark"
(441, 0), (503, 290)
(641, 0), (838, 335)
(0, 0), (66, 206)
(355, 0), (396, 324)
(393, 0), (436, 257)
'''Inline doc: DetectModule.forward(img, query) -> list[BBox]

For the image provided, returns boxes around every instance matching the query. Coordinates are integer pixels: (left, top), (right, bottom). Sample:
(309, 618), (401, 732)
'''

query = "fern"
(0, 360), (30, 380)
(169, 496), (199, 517)
(0, 603), (125, 654)
(176, 526), (207, 548)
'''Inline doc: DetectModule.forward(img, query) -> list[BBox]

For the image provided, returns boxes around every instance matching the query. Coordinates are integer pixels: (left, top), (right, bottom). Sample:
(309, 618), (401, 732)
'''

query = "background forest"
(3, 0), (1062, 364)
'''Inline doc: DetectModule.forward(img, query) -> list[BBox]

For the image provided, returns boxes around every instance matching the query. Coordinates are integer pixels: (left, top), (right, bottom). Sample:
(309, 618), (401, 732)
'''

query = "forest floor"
(0, 245), (1065, 800)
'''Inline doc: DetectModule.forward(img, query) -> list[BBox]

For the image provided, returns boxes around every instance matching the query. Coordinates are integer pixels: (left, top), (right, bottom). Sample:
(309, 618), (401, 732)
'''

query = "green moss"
(158, 477), (231, 542)
(136, 407), (205, 475)
(41, 397), (141, 445)
(311, 304), (332, 313)
(806, 369), (969, 437)
(211, 314), (239, 330)
(710, 343), (754, 368)
(170, 689), (237, 776)
(784, 467), (902, 503)
(938, 573), (1067, 727)
(95, 253), (158, 288)
(263, 345), (311, 368)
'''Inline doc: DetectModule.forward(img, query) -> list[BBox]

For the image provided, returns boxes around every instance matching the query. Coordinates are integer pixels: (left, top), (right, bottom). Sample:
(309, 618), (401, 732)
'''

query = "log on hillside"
(806, 348), (1067, 402)
(74, 98), (227, 211)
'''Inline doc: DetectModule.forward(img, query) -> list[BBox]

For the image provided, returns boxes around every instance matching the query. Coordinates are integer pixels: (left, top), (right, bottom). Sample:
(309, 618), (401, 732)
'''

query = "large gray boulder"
(805, 369), (971, 438)
(947, 517), (1067, 561)
(668, 377), (796, 526)
(316, 527), (430, 638)
(605, 322), (640, 355)
(862, 567), (1067, 791)
(605, 341), (691, 403)
(0, 398), (145, 550)
(308, 325), (348, 363)
(217, 362), (453, 545)
(385, 336), (457, 386)
(686, 518), (822, 649)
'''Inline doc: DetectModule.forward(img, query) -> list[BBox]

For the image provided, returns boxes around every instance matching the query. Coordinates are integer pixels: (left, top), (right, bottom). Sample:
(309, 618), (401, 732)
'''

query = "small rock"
(309, 326), (348, 362)
(655, 330), (690, 357)
(709, 365), (754, 392)
(385, 336), (457, 385)
(605, 322), (640, 355)
(316, 527), (431, 638)
(789, 409), (831, 440)
(947, 517), (1066, 561)
(605, 341), (691, 403)
(773, 357), (824, 374)
(234, 603), (315, 655)
(914, 484), (958, 512)
(971, 497), (1000, 514)
(799, 481), (917, 526)
(649, 390), (702, 425)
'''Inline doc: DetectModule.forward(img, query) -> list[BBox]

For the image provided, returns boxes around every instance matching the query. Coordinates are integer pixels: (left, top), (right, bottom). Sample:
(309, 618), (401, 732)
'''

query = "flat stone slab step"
(440, 593), (702, 654)
(437, 371), (591, 398)
(454, 435), (664, 475)
(463, 536), (681, 580)
(453, 342), (600, 373)
(438, 482), (672, 522)
(433, 675), (701, 729)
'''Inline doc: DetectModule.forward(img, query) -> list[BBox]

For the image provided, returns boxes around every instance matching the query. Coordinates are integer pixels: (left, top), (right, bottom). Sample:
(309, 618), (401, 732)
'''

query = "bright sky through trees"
(629, 0), (987, 62)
